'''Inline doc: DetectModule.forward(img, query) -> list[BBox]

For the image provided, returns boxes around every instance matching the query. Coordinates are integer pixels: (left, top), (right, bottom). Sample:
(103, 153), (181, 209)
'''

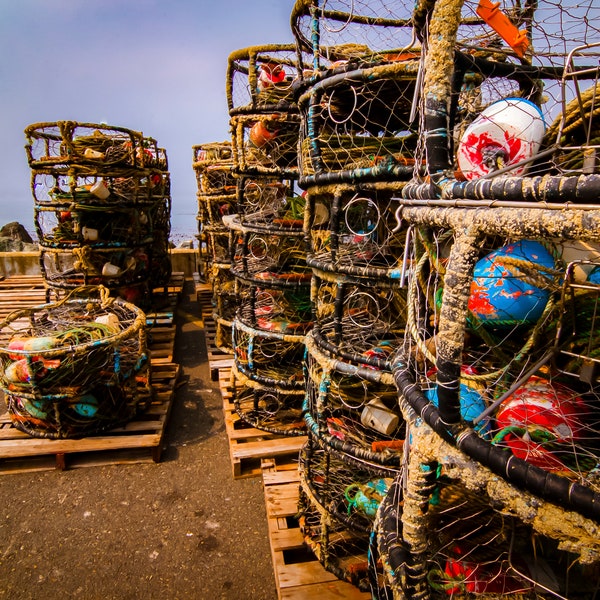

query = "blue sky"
(0, 0), (296, 242)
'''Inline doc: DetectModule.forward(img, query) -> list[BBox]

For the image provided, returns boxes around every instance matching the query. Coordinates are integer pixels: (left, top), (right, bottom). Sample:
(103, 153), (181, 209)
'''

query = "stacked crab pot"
(24, 121), (171, 307)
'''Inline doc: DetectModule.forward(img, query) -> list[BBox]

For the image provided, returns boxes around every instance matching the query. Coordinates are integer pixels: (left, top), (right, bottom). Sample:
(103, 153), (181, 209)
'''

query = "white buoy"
(457, 97), (546, 180)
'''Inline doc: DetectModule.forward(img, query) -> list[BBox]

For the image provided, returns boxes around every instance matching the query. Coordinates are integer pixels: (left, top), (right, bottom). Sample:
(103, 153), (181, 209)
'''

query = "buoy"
(468, 240), (555, 326)
(457, 98), (546, 180)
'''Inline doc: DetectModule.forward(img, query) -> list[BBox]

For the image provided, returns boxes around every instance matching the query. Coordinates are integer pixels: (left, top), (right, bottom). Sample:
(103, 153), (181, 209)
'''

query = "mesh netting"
(227, 45), (307, 114)
(232, 365), (306, 435)
(192, 141), (236, 195)
(232, 318), (306, 390)
(311, 267), (406, 368)
(304, 331), (404, 468)
(0, 288), (149, 439)
(305, 184), (409, 278)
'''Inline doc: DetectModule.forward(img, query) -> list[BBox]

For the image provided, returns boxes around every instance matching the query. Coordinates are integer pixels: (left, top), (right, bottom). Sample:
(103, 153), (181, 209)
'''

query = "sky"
(0, 0), (296, 243)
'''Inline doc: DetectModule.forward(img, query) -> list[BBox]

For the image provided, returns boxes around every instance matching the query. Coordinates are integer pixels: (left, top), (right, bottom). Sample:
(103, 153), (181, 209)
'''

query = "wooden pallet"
(0, 275), (48, 319)
(0, 362), (180, 473)
(219, 368), (307, 479)
(205, 318), (234, 380)
(262, 458), (371, 600)
(147, 325), (176, 364)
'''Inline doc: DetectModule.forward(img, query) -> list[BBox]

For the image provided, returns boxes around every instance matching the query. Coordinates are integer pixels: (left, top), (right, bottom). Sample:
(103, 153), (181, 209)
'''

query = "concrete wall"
(0, 249), (200, 279)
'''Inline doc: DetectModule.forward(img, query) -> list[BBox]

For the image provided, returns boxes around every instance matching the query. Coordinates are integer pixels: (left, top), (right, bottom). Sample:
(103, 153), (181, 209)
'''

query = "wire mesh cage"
(0, 288), (149, 439)
(405, 0), (600, 203)
(291, 0), (416, 73)
(394, 204), (600, 521)
(192, 141), (237, 196)
(232, 317), (306, 390)
(227, 45), (306, 114)
(31, 170), (170, 208)
(311, 267), (406, 369)
(305, 185), (409, 278)
(388, 408), (600, 599)
(25, 122), (168, 171)
(304, 331), (404, 468)
(227, 215), (311, 286)
(196, 192), (238, 228)
(231, 365), (306, 436)
(39, 245), (152, 290)
(296, 61), (419, 186)
(234, 175), (301, 219)
(230, 112), (301, 178)
(298, 435), (398, 594)
(236, 284), (313, 335)
(34, 203), (153, 248)
(200, 226), (231, 266)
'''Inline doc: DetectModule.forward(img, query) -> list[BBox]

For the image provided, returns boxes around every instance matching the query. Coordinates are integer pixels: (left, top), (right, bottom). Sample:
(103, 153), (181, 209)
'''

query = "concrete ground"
(0, 282), (279, 600)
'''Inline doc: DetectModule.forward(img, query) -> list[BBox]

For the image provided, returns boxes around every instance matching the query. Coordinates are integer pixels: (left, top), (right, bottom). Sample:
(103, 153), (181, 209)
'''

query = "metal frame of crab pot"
(231, 316), (306, 391)
(297, 433), (399, 594)
(392, 204), (600, 524)
(226, 214), (312, 288)
(309, 266), (407, 371)
(24, 121), (168, 172)
(303, 330), (404, 469)
(303, 182), (412, 280)
(230, 363), (306, 436)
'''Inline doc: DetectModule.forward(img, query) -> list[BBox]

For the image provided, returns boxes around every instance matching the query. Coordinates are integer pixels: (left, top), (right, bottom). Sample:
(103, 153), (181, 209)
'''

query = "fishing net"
(297, 435), (398, 594)
(231, 365), (306, 436)
(232, 317), (306, 390)
(405, 0), (600, 202)
(311, 267), (406, 369)
(304, 331), (404, 468)
(234, 176), (296, 216)
(0, 287), (149, 439)
(227, 45), (307, 114)
(25, 122), (168, 171)
(192, 141), (236, 196)
(305, 184), (409, 278)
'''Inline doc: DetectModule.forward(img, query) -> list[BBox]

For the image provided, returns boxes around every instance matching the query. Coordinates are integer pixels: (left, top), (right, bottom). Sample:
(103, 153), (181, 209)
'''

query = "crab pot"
(227, 215), (311, 287)
(209, 265), (239, 324)
(0, 292), (149, 439)
(305, 185), (410, 279)
(30, 171), (170, 208)
(291, 0), (417, 72)
(230, 112), (301, 178)
(385, 408), (600, 599)
(404, 0), (600, 203)
(227, 44), (304, 115)
(24, 121), (167, 171)
(297, 436), (398, 594)
(236, 283), (313, 336)
(235, 176), (297, 217)
(303, 331), (404, 469)
(196, 193), (237, 228)
(231, 365), (306, 436)
(192, 141), (236, 195)
(296, 62), (419, 187)
(310, 267), (405, 369)
(232, 317), (306, 390)
(39, 246), (152, 292)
